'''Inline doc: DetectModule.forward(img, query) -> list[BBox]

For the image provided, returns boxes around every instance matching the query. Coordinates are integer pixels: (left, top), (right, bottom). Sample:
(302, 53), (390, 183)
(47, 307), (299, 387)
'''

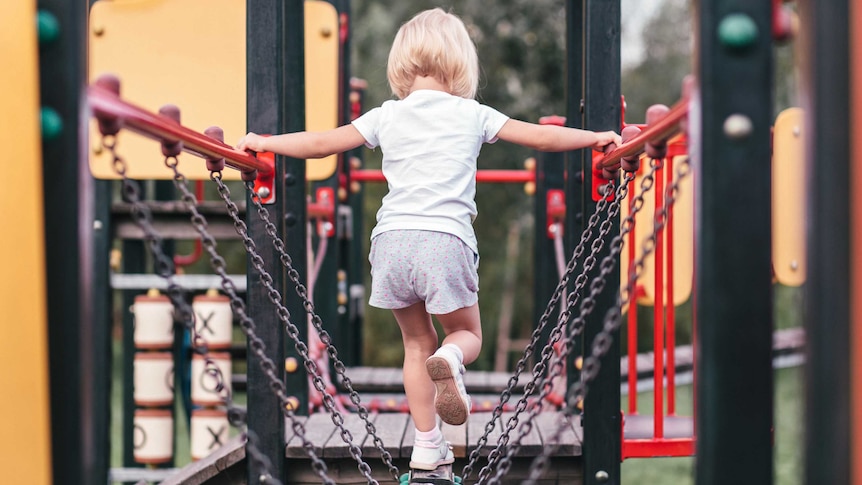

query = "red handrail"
(597, 97), (689, 170)
(87, 75), (272, 177)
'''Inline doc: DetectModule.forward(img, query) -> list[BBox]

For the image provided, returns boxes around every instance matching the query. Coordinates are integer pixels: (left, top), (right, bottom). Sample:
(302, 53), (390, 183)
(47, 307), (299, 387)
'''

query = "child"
(237, 8), (621, 471)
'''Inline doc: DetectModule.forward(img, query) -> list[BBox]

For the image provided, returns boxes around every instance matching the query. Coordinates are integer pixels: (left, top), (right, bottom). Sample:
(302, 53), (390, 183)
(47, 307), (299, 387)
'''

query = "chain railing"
(98, 131), (298, 484)
(522, 156), (691, 485)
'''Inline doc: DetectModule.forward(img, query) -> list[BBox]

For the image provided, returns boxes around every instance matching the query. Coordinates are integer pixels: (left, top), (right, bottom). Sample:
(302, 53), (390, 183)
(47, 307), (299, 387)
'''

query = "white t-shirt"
(351, 90), (510, 254)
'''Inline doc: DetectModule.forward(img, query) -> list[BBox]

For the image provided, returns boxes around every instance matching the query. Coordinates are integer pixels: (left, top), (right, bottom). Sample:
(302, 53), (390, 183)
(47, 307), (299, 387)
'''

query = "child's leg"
(424, 302), (482, 426)
(435, 302), (482, 364)
(392, 302), (439, 432)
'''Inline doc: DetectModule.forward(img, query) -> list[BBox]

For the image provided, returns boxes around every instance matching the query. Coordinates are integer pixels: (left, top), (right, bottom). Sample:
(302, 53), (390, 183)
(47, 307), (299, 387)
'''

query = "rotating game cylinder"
(191, 352), (232, 406)
(191, 290), (233, 349)
(190, 408), (230, 461)
(132, 289), (174, 349)
(133, 409), (174, 464)
(133, 351), (174, 407)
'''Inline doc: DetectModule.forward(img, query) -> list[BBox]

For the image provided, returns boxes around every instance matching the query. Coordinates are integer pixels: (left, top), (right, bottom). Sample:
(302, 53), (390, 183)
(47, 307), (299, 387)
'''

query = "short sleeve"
(477, 104), (510, 144)
(351, 106), (382, 148)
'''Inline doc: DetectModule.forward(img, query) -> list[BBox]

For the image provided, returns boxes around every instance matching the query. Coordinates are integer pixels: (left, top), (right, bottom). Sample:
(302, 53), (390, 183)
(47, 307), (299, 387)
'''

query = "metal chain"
(246, 182), (402, 480)
(174, 170), (335, 484)
(460, 178), (617, 482)
(479, 172), (637, 485)
(523, 157), (691, 485)
(103, 136), (291, 485)
(208, 174), (380, 485)
(490, 161), (662, 484)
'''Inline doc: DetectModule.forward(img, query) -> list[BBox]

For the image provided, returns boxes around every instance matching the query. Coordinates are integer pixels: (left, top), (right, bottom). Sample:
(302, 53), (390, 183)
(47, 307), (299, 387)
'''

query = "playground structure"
(2, 0), (859, 485)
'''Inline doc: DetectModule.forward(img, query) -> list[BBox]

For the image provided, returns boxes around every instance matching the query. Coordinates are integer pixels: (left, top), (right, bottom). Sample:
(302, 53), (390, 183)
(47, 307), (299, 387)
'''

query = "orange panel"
(772, 107), (806, 286)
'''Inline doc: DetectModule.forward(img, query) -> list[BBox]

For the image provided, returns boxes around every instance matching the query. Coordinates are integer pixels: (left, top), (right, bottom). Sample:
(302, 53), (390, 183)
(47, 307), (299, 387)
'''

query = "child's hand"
(593, 131), (622, 150)
(236, 132), (267, 153)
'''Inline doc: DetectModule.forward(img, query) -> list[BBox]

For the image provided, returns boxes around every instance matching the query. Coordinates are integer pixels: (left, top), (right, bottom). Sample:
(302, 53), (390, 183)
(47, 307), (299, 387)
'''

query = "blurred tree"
(621, 0), (692, 124)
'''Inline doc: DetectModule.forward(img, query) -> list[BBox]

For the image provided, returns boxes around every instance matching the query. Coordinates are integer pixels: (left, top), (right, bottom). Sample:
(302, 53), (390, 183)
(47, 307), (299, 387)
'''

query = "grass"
(621, 365), (803, 484)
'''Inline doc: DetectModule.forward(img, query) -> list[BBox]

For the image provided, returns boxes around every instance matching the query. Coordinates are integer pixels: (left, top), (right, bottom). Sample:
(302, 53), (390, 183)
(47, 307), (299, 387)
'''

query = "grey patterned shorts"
(368, 230), (479, 314)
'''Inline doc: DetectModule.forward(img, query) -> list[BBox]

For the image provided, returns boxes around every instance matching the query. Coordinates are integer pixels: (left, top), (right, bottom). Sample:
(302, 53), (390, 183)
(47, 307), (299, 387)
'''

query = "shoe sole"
(426, 356), (469, 425)
(409, 456), (454, 471)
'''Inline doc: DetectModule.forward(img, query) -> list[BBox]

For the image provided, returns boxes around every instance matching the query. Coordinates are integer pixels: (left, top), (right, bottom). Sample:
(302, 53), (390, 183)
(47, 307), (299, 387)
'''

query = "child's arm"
(495, 119), (621, 152)
(236, 124), (367, 159)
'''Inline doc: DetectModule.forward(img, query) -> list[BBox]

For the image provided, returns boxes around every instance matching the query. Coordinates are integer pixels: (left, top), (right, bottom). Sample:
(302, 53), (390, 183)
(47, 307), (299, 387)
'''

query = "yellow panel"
(88, 0), (246, 180)
(619, 148), (694, 306)
(89, 0), (339, 181)
(772, 107), (806, 286)
(304, 0), (339, 181)
(0, 1), (52, 483)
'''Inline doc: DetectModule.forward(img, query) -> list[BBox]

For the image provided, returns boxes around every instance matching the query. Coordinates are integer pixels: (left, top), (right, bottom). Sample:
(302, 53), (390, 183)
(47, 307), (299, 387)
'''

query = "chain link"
(207, 174), (383, 484)
(246, 182), (403, 480)
(103, 137), (295, 484)
(522, 157), (691, 485)
(480, 173), (639, 485)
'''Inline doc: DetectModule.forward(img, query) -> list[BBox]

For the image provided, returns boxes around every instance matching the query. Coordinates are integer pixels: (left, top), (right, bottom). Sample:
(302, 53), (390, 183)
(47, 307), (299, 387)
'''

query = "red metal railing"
(88, 74), (272, 178)
(612, 94), (695, 460)
(596, 97), (689, 170)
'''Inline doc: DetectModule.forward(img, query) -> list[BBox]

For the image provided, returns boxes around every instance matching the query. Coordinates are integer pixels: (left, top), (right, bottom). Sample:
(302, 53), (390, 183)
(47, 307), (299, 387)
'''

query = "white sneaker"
(426, 349), (472, 425)
(409, 438), (454, 471)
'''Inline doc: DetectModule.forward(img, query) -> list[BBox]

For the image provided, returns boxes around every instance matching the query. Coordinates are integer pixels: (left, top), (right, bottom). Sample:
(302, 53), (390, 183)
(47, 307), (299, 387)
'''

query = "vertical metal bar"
(852, 2), (862, 484)
(627, 179), (638, 414)
(581, 1), (622, 484)
(666, 156), (676, 416)
(695, 0), (773, 483)
(797, 0), (851, 483)
(37, 0), (98, 483)
(92, 179), (114, 481)
(246, 0), (307, 481)
(535, 149), (566, 357)
(653, 160), (665, 438)
(122, 242), (144, 473)
(280, 0), (309, 413)
(564, 0), (585, 401)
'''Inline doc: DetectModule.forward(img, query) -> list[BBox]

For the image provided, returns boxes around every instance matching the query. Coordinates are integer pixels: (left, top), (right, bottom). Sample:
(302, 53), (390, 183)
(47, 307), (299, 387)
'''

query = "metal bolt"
(321, 27), (332, 37)
(93, 220), (103, 230)
(790, 260), (798, 270)
(285, 357), (298, 373)
(595, 470), (609, 482)
(93, 25), (105, 37)
(723, 113), (753, 140)
(793, 126), (801, 137)
(256, 186), (271, 199)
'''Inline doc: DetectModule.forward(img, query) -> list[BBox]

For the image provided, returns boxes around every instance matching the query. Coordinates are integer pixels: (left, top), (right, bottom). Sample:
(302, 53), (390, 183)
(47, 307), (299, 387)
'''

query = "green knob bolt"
(718, 13), (758, 50)
(399, 472), (410, 484)
(40, 107), (64, 141)
(37, 10), (60, 45)
(454, 476), (463, 484)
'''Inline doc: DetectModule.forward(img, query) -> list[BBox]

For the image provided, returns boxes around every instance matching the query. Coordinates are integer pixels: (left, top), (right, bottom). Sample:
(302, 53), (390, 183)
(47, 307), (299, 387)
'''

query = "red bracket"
(591, 150), (615, 202)
(308, 187), (336, 237)
(546, 189), (566, 239)
(251, 148), (276, 205)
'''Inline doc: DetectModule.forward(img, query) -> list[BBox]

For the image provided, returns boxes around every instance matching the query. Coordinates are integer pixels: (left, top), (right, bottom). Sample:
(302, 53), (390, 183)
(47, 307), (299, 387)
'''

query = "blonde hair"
(387, 8), (479, 99)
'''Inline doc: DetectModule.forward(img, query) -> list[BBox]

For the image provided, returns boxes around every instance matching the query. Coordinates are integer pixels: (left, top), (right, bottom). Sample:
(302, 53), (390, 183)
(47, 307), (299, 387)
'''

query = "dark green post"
(580, 1), (622, 484)
(564, 0), (585, 403)
(246, 0), (307, 482)
(37, 1), (104, 484)
(695, 2), (774, 484)
(798, 0), (852, 482)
